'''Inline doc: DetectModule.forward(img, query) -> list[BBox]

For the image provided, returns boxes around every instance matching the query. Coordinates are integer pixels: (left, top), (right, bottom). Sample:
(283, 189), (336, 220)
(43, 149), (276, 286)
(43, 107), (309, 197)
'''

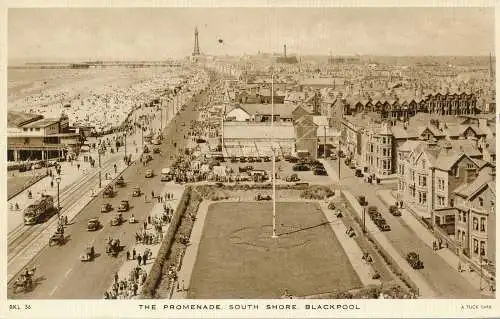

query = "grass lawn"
(188, 201), (362, 299)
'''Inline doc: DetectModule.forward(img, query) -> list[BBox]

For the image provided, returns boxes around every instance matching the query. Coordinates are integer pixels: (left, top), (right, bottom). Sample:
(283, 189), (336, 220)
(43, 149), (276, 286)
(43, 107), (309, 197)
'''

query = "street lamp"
(55, 175), (61, 220)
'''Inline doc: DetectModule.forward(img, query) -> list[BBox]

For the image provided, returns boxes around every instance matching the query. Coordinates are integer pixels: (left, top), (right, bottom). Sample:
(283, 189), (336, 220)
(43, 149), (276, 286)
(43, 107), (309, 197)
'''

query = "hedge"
(341, 192), (420, 297)
(140, 186), (192, 298)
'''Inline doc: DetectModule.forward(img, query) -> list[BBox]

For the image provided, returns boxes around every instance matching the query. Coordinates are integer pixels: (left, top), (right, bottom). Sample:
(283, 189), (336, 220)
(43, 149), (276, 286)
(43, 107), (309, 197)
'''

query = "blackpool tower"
(192, 26), (200, 56)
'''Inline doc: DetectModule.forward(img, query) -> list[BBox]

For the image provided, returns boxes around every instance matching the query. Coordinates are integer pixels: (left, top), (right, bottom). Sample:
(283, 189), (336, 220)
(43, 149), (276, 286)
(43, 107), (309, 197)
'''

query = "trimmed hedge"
(341, 192), (420, 297)
(140, 186), (192, 298)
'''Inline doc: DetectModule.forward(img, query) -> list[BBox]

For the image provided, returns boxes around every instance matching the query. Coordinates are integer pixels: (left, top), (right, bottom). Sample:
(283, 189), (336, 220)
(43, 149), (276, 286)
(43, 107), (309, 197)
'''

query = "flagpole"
(272, 72), (277, 239)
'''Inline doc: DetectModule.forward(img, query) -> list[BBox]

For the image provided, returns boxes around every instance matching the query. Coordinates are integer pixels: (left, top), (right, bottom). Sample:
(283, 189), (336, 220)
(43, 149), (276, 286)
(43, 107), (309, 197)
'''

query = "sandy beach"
(8, 66), (207, 132)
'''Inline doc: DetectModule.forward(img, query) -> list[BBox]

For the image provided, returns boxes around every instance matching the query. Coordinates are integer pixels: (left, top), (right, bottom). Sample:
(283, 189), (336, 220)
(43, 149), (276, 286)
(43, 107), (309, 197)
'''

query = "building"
(452, 166), (495, 267)
(222, 122), (295, 158)
(397, 139), (487, 218)
(225, 104), (295, 123)
(294, 116), (318, 159)
(7, 111), (82, 162)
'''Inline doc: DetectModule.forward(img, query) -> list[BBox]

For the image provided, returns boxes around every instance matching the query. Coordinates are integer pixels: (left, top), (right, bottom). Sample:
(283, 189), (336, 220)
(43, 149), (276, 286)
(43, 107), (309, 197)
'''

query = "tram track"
(7, 155), (122, 257)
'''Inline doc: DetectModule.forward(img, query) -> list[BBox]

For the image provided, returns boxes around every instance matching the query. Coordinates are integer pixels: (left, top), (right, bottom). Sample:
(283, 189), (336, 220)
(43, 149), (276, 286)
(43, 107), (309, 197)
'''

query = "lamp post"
(55, 175), (61, 220)
(271, 73), (277, 239)
(98, 148), (102, 189)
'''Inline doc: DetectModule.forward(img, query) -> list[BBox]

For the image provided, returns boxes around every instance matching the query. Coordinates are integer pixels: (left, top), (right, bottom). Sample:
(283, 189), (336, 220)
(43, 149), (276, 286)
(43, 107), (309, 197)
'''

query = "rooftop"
(22, 118), (60, 128)
(8, 111), (43, 128)
(223, 122), (295, 140)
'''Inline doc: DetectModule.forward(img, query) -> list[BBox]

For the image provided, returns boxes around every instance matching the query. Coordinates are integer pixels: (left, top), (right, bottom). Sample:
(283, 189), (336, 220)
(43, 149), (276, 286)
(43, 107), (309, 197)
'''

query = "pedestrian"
(144, 221), (147, 230)
(143, 252), (148, 264)
(50, 180), (54, 188)
(181, 279), (185, 291)
(151, 190), (155, 199)
(141, 272), (147, 285)
(147, 216), (151, 224)
(133, 282), (138, 296)
(126, 250), (130, 260)
(144, 194), (147, 203)
(77, 163), (80, 170)
(114, 272), (119, 283)
(132, 248), (136, 260)
(157, 196), (161, 203)
(137, 254), (142, 266)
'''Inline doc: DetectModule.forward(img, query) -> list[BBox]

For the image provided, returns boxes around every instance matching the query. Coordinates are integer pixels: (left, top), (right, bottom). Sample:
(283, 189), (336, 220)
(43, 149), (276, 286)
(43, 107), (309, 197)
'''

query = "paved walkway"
(320, 158), (436, 298)
(318, 201), (381, 287)
(377, 189), (494, 297)
(105, 182), (184, 299)
(342, 191), (436, 298)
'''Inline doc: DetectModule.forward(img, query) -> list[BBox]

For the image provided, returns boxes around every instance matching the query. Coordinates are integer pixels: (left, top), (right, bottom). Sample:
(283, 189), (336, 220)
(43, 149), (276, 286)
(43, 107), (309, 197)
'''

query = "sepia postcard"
(1, 1), (499, 318)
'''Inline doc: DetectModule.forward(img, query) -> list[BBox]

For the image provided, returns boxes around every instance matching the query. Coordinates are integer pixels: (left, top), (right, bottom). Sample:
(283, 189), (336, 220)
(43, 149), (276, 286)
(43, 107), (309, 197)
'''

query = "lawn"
(188, 201), (362, 299)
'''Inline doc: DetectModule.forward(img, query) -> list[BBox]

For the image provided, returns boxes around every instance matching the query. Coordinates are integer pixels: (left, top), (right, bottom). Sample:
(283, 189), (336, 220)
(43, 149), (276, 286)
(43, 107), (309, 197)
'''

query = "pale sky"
(8, 7), (495, 62)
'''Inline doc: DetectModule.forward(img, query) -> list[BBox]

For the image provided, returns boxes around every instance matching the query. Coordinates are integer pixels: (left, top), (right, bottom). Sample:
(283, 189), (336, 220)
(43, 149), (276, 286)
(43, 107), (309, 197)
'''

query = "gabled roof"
(434, 152), (476, 171)
(239, 104), (295, 118)
(399, 140), (422, 152)
(417, 124), (445, 137)
(453, 166), (495, 199)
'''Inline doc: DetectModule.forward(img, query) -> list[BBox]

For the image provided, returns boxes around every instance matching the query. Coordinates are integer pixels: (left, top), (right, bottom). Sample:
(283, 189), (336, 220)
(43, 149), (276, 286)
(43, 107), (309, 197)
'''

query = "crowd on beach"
(9, 66), (209, 134)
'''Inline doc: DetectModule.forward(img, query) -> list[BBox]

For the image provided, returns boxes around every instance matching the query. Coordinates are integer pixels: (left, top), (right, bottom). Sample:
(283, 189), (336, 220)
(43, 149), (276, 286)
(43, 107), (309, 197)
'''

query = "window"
(473, 217), (478, 231)
(479, 197), (484, 207)
(419, 191), (427, 204)
(438, 179), (445, 190)
(480, 217), (486, 232)
(23, 128), (28, 131)
(461, 231), (465, 244)
(473, 239), (479, 254)
(438, 196), (445, 206)
(422, 176), (427, 187)
(35, 128), (40, 131)
(422, 160), (426, 169)
(480, 241), (485, 256)
(383, 148), (387, 156)
(462, 212), (467, 223)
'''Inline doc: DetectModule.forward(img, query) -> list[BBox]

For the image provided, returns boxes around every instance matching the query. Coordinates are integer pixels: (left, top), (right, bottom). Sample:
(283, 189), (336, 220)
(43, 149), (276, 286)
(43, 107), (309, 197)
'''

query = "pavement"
(377, 189), (494, 297)
(105, 182), (184, 299)
(318, 201), (381, 287)
(7, 79), (214, 299)
(321, 159), (483, 298)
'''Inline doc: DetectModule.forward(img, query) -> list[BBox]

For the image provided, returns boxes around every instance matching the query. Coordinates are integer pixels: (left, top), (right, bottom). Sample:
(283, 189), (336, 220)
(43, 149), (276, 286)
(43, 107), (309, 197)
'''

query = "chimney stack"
(284, 44), (287, 57)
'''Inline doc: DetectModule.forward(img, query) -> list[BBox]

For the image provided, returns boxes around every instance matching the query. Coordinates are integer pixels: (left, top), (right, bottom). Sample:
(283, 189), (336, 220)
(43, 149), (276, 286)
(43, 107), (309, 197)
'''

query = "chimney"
(284, 44), (287, 57)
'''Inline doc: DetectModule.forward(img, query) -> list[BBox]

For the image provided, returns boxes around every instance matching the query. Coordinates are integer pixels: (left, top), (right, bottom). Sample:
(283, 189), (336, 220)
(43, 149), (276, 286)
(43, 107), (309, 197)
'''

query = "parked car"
(239, 157), (247, 163)
(100, 203), (112, 213)
(286, 174), (300, 182)
(349, 163), (356, 169)
(368, 206), (378, 214)
(330, 154), (338, 160)
(355, 169), (364, 177)
(255, 194), (272, 201)
(293, 163), (309, 171)
(313, 167), (328, 176)
(230, 157), (237, 163)
(263, 156), (271, 162)
(389, 205), (402, 216)
(406, 252), (424, 269)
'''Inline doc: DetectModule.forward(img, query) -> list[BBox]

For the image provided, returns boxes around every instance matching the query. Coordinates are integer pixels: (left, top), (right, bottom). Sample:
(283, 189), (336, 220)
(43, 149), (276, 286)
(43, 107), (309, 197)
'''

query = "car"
(355, 169), (364, 177)
(239, 157), (247, 163)
(379, 224), (391, 231)
(255, 194), (272, 201)
(349, 163), (356, 169)
(101, 203), (112, 213)
(143, 146), (150, 153)
(314, 167), (328, 176)
(145, 169), (154, 178)
(117, 200), (129, 212)
(286, 173), (300, 182)
(406, 252), (424, 269)
(132, 187), (141, 197)
(286, 156), (299, 163)
(111, 213), (124, 226)
(330, 154), (338, 160)
(248, 157), (255, 163)
(87, 218), (100, 231)
(263, 156), (271, 162)
(293, 163), (309, 171)
(230, 157), (237, 163)
(238, 165), (254, 173)
(153, 147), (161, 154)
(389, 205), (401, 216)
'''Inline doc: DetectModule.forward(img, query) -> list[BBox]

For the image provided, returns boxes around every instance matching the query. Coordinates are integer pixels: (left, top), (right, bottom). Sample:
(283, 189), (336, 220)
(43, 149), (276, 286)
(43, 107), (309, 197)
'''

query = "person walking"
(143, 221), (147, 230)
(126, 250), (130, 260)
(151, 191), (155, 199)
(137, 254), (142, 266)
(147, 216), (151, 224)
(114, 272), (119, 284)
(143, 252), (148, 265)
(50, 180), (54, 188)
(132, 248), (136, 260)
